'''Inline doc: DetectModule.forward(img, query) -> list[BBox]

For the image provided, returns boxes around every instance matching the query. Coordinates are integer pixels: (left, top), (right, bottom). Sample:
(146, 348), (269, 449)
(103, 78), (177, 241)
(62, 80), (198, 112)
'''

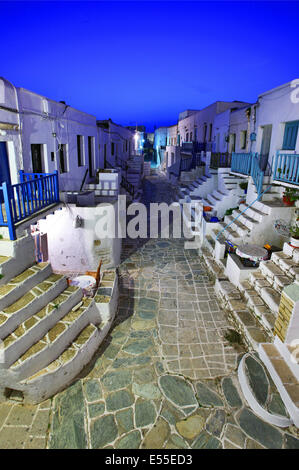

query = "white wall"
(17, 87), (99, 191)
(97, 120), (135, 169)
(38, 203), (121, 273)
(255, 81), (299, 166)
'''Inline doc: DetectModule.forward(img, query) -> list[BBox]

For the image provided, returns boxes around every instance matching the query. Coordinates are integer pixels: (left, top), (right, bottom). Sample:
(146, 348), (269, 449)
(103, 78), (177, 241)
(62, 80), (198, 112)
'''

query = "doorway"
(0, 142), (11, 203)
(88, 136), (94, 177)
(260, 124), (272, 171)
(31, 144), (43, 173)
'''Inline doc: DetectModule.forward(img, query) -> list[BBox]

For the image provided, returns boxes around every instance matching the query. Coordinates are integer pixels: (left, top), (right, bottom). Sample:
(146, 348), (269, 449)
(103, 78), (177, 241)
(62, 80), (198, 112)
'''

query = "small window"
(77, 135), (83, 166)
(51, 151), (55, 162)
(209, 124), (212, 141)
(203, 124), (207, 142)
(126, 140), (128, 152)
(240, 130), (247, 150)
(59, 144), (67, 173)
(111, 142), (115, 156)
(186, 132), (189, 142)
(190, 132), (193, 141)
(283, 121), (299, 150)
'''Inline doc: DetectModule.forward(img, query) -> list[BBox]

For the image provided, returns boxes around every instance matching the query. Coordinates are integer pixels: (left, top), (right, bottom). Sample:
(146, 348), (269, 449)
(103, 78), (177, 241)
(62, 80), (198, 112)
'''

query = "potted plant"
(239, 181), (248, 193)
(290, 223), (299, 248)
(283, 188), (299, 207)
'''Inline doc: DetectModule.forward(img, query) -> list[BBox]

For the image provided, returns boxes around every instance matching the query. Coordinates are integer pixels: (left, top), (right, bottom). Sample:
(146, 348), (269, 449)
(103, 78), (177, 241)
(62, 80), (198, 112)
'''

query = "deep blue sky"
(1, 1), (299, 130)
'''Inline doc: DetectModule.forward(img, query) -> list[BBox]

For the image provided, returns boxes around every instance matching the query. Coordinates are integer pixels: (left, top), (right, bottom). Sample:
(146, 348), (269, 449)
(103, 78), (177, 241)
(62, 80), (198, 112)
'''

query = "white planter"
(290, 237), (299, 248)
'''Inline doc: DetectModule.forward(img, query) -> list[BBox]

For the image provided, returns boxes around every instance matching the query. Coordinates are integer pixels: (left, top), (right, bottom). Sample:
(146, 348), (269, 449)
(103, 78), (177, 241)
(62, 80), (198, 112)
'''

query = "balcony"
(0, 171), (60, 240)
(231, 152), (253, 175)
(273, 152), (299, 186)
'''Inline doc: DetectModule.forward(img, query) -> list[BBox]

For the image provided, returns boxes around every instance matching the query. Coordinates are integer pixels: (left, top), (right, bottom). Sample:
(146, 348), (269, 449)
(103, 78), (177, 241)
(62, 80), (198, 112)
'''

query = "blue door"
(0, 142), (11, 203)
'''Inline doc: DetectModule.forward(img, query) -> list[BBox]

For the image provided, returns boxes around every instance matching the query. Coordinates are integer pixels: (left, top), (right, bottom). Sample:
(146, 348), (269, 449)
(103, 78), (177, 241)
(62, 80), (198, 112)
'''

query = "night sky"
(2, 1), (299, 131)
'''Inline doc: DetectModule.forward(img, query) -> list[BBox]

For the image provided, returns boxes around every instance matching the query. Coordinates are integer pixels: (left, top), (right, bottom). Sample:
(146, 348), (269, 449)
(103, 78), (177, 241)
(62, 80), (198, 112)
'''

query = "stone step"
(260, 286), (281, 315)
(18, 323), (102, 404)
(239, 203), (268, 222)
(0, 255), (14, 284)
(271, 251), (292, 266)
(276, 337), (299, 380)
(238, 353), (292, 428)
(0, 286), (83, 368)
(0, 263), (52, 311)
(260, 260), (286, 280)
(218, 223), (241, 241)
(232, 209), (259, 231)
(213, 190), (225, 199)
(9, 298), (99, 381)
(259, 342), (299, 427)
(224, 215), (250, 237)
(207, 194), (220, 205)
(0, 274), (67, 339)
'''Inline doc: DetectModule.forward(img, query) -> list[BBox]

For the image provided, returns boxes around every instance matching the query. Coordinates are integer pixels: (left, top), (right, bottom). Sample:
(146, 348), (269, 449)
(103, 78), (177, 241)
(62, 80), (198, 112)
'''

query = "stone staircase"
(124, 155), (144, 202)
(0, 236), (118, 404)
(210, 243), (298, 347)
(200, 170), (244, 219)
(175, 173), (215, 204)
(258, 336), (299, 427)
(211, 194), (293, 249)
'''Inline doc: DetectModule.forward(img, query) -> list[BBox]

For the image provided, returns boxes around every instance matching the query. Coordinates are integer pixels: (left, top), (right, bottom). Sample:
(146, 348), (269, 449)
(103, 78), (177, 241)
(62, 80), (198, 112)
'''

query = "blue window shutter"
(283, 121), (299, 150)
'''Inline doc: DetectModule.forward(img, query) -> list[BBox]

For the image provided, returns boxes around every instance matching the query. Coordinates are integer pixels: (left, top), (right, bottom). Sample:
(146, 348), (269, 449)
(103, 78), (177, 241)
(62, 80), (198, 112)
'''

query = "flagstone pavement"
(0, 173), (298, 449)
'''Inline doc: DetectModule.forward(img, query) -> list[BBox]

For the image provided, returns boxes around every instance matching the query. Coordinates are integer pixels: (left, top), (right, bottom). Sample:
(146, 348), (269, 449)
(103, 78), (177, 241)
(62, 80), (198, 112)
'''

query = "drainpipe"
(246, 107), (251, 153)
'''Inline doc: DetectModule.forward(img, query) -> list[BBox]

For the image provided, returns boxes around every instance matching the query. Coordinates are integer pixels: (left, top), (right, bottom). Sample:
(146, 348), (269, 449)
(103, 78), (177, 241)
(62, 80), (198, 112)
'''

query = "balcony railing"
(0, 170), (59, 240)
(210, 152), (232, 169)
(250, 153), (264, 197)
(273, 152), (299, 186)
(231, 152), (253, 175)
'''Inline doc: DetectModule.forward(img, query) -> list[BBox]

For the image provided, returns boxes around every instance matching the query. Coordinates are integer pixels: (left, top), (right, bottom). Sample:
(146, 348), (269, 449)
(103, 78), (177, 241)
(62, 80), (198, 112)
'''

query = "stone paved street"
(0, 174), (299, 449)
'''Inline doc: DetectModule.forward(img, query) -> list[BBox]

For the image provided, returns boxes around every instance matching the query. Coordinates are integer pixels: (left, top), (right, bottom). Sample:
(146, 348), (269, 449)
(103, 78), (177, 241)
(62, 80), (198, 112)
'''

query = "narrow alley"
(45, 175), (298, 449)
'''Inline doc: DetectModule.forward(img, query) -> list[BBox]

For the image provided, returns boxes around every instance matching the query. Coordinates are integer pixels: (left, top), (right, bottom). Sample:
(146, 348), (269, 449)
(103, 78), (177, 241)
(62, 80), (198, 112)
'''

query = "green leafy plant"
(224, 207), (239, 216)
(290, 224), (299, 240)
(283, 188), (299, 202)
(239, 181), (248, 191)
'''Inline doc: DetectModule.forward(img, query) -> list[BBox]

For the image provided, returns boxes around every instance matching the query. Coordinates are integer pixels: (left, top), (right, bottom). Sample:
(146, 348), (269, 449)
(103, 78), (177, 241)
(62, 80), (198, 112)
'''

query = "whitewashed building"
(97, 119), (135, 169)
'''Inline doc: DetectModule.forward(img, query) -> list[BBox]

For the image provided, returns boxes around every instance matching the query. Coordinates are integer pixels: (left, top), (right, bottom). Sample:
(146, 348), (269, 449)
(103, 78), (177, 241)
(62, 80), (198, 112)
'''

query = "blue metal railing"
(231, 152), (252, 175)
(273, 151), (299, 185)
(0, 170), (59, 240)
(250, 153), (264, 197)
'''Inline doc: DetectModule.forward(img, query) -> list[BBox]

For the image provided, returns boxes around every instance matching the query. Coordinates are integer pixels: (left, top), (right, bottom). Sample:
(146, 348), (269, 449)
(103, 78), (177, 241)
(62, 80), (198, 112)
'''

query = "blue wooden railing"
(0, 171), (59, 240)
(273, 151), (299, 185)
(231, 152), (253, 175)
(250, 153), (264, 197)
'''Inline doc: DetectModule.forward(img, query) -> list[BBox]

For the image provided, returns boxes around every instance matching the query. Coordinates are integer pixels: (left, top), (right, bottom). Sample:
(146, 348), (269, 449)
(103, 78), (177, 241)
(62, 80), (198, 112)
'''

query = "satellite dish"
(274, 219), (291, 238)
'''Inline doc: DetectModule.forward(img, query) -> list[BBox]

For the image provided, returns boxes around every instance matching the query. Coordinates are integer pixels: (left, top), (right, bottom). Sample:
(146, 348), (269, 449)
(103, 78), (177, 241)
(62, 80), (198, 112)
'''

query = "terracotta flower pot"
(283, 196), (295, 207)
